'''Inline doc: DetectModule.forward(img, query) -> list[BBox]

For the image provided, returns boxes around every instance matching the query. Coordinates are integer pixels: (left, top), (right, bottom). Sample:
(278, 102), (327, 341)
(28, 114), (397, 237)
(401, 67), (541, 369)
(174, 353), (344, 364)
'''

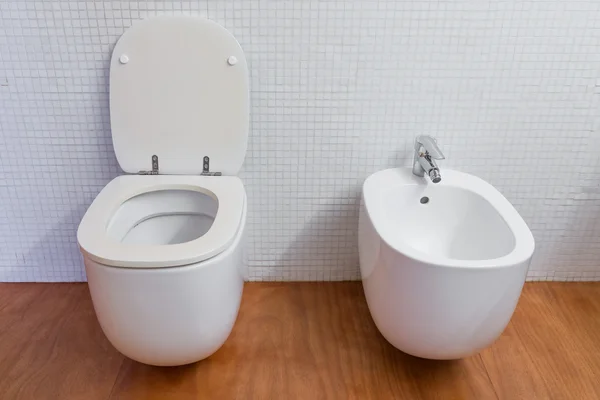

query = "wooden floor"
(0, 282), (599, 399)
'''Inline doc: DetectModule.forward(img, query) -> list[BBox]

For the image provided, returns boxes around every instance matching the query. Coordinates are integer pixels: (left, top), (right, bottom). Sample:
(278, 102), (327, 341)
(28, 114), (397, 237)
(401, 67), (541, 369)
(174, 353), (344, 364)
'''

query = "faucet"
(412, 135), (445, 183)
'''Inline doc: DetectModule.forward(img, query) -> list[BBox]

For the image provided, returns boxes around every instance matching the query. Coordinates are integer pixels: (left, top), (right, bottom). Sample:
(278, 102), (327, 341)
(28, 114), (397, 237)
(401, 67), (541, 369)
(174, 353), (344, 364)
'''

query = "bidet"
(359, 167), (534, 359)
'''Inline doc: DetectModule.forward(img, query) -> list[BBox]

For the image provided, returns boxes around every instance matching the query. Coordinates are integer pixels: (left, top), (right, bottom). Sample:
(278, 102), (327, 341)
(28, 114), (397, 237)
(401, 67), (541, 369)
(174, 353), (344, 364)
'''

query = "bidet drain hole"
(420, 196), (429, 204)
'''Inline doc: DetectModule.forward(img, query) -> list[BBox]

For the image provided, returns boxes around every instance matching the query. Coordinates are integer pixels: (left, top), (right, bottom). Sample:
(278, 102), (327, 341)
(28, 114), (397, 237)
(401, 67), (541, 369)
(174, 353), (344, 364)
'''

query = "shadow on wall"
(252, 147), (415, 282)
(271, 187), (363, 282)
(0, 104), (120, 282)
(546, 154), (600, 281)
(0, 201), (90, 282)
(0, 51), (122, 282)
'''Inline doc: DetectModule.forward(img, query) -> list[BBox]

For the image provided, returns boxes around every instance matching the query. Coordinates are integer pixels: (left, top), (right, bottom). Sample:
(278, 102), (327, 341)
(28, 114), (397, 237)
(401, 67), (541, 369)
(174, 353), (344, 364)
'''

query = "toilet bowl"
(77, 16), (249, 366)
(359, 168), (535, 360)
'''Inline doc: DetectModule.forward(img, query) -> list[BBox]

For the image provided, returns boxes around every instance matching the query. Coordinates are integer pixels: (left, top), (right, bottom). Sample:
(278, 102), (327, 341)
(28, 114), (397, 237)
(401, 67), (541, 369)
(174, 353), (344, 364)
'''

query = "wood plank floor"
(0, 282), (599, 399)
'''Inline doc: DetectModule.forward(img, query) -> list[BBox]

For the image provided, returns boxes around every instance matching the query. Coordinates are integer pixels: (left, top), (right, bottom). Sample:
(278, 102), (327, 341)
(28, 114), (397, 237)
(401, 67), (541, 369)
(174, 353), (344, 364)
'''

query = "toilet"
(77, 16), (249, 366)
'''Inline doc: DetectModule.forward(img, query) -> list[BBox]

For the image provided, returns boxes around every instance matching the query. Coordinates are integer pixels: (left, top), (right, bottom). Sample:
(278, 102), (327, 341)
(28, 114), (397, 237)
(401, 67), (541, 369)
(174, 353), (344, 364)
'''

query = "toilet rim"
(77, 175), (245, 269)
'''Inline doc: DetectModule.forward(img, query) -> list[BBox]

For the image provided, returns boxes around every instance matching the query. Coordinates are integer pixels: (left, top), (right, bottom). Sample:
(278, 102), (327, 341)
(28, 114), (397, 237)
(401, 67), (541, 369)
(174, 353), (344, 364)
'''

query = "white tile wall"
(1, 0), (600, 282)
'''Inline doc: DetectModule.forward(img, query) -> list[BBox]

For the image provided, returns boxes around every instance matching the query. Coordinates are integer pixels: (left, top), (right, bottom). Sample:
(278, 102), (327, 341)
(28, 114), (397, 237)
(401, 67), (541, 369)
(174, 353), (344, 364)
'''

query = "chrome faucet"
(412, 135), (445, 183)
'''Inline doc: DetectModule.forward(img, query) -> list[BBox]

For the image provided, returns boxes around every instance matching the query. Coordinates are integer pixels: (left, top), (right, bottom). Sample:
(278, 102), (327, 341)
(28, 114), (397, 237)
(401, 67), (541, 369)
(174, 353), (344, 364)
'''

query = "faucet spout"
(412, 135), (445, 183)
(428, 167), (441, 183)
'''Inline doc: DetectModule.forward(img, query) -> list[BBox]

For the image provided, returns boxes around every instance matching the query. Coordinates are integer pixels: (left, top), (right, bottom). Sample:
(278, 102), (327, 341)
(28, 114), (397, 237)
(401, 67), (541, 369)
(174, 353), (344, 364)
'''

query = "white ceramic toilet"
(77, 16), (249, 366)
(359, 168), (535, 360)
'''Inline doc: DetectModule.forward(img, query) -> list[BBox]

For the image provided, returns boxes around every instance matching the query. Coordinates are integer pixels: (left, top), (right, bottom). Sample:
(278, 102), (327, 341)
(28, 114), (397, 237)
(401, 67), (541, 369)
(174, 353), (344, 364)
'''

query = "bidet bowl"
(359, 168), (535, 360)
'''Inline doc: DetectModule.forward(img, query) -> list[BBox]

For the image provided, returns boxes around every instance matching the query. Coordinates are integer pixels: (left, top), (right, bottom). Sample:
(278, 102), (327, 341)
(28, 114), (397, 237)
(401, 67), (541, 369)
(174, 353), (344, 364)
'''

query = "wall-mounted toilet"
(77, 16), (248, 366)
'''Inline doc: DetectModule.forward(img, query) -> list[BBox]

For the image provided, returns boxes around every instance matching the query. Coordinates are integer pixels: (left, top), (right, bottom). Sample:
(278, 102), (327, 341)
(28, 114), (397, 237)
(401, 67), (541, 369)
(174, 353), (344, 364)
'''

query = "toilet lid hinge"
(200, 156), (222, 176)
(138, 155), (159, 175)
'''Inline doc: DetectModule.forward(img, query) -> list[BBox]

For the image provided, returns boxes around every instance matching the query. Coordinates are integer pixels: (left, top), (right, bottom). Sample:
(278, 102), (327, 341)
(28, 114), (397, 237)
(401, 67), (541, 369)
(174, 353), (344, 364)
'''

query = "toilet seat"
(78, 17), (249, 271)
(78, 175), (245, 268)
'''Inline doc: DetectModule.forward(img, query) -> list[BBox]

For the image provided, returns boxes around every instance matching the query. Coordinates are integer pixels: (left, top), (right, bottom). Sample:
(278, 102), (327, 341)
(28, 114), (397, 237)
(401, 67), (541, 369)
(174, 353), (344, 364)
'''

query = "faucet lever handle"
(415, 135), (445, 160)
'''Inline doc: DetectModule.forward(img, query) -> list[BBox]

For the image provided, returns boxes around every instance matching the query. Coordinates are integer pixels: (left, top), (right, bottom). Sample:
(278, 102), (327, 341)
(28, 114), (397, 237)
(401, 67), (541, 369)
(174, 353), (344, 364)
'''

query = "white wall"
(1, 0), (600, 282)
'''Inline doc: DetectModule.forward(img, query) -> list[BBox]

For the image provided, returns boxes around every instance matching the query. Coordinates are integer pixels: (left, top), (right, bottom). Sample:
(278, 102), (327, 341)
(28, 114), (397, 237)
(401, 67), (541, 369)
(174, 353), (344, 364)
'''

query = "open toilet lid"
(110, 16), (249, 175)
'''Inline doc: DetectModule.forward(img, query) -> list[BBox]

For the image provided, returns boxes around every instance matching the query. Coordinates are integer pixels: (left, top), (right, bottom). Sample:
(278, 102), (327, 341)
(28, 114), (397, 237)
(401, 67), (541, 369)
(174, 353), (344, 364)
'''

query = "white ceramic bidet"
(359, 168), (535, 360)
